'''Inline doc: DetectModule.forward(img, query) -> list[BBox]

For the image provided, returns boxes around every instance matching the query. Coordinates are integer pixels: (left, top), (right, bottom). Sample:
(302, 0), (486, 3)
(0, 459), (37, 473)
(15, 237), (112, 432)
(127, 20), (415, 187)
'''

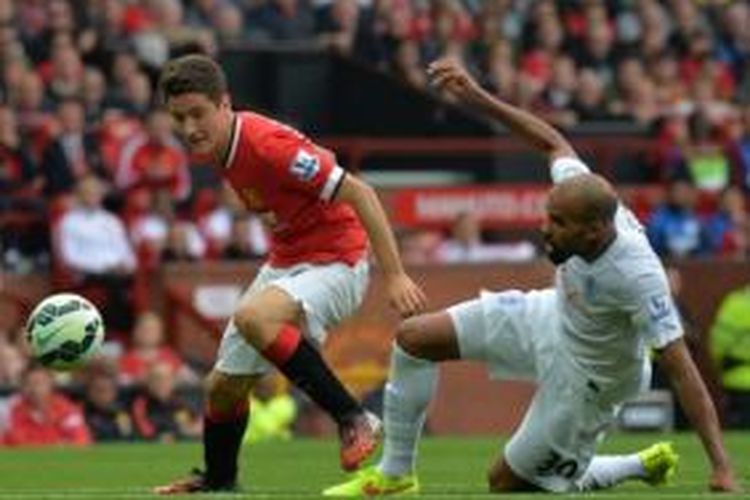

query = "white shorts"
(215, 259), (369, 376)
(448, 289), (626, 492)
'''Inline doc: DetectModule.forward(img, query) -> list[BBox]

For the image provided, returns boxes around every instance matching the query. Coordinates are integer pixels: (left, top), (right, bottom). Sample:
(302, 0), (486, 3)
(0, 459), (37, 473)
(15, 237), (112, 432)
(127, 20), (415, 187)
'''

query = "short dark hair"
(158, 54), (227, 104)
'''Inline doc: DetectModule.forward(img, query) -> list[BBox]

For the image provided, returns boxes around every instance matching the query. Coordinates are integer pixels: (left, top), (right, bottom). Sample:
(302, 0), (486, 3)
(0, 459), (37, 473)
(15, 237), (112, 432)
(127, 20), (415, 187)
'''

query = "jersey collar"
(221, 114), (242, 169)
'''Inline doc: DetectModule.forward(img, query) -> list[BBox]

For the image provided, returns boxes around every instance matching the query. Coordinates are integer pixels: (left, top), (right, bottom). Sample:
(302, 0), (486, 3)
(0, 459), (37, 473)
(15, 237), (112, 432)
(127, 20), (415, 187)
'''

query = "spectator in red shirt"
(3, 364), (91, 446)
(679, 30), (736, 102)
(96, 110), (145, 174)
(115, 109), (191, 202)
(119, 310), (197, 387)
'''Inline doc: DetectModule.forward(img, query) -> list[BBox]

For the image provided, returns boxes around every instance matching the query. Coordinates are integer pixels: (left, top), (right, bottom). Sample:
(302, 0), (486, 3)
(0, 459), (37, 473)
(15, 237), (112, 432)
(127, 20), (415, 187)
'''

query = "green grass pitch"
(0, 433), (747, 499)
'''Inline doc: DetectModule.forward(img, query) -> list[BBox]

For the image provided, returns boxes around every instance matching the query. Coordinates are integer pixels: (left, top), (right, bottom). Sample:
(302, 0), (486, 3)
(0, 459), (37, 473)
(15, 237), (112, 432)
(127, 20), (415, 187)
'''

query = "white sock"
(577, 454), (645, 491)
(377, 343), (437, 478)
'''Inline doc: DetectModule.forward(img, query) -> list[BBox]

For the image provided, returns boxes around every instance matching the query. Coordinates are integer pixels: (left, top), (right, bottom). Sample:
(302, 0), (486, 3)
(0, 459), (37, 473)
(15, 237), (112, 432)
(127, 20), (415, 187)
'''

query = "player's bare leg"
(234, 286), (380, 471)
(324, 312), (458, 496)
(155, 372), (257, 494)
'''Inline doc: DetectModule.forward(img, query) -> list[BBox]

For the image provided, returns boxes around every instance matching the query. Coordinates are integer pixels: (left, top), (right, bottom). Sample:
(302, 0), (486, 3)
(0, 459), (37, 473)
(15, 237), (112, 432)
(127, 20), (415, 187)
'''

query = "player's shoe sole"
(339, 411), (383, 472)
(638, 441), (679, 486)
(153, 468), (238, 495)
(323, 465), (419, 497)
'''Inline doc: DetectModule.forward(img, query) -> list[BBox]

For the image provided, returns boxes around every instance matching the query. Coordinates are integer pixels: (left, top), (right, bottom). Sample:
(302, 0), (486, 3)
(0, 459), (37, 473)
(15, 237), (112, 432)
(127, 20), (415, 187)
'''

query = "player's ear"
(589, 217), (609, 240)
(219, 93), (231, 110)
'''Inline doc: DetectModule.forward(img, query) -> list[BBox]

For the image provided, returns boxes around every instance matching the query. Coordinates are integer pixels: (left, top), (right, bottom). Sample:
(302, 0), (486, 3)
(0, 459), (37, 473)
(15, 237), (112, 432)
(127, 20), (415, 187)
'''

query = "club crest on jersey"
(290, 150), (319, 181)
(648, 294), (671, 322)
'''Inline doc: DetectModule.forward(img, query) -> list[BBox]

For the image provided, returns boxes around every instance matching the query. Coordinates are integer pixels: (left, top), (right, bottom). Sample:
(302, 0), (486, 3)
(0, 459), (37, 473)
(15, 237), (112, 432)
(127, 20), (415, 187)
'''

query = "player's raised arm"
(427, 57), (576, 162)
(335, 174), (427, 318)
(656, 338), (740, 493)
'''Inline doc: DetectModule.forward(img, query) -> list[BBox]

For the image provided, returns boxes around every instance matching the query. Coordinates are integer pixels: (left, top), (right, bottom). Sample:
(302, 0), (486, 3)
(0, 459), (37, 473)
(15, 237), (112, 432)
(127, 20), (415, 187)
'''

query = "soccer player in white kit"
(324, 58), (740, 495)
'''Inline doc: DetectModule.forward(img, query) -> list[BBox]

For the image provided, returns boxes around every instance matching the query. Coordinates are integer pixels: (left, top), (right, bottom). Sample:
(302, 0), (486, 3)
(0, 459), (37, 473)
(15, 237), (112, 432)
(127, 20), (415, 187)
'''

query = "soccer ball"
(25, 293), (105, 370)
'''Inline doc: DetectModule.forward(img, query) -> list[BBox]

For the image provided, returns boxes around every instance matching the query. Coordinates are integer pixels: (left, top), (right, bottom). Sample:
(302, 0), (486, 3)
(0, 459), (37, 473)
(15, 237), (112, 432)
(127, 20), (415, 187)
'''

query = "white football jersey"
(550, 157), (683, 399)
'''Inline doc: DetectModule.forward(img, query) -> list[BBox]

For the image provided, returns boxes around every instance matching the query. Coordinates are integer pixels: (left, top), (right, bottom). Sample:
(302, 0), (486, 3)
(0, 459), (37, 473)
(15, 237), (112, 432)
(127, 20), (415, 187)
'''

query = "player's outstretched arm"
(427, 57), (576, 161)
(657, 338), (741, 493)
(335, 174), (427, 318)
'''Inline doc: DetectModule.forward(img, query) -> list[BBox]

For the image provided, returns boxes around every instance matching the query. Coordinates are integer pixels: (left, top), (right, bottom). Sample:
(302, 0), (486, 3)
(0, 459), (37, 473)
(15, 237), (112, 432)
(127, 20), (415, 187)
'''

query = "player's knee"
(205, 372), (250, 409)
(487, 460), (537, 493)
(487, 464), (505, 492)
(233, 305), (265, 342)
(487, 472), (514, 493)
(395, 317), (426, 357)
(396, 314), (460, 362)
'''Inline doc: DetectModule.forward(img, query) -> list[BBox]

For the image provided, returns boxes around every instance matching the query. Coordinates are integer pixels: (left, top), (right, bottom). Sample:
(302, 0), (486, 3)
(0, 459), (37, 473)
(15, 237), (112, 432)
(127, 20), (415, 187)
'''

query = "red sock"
(259, 323), (361, 425)
(261, 324), (302, 366)
(205, 398), (249, 424)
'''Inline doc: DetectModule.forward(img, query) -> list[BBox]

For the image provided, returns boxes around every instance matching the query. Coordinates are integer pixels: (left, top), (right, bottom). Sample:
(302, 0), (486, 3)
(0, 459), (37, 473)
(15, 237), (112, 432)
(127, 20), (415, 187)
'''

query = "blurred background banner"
(388, 184), (547, 228)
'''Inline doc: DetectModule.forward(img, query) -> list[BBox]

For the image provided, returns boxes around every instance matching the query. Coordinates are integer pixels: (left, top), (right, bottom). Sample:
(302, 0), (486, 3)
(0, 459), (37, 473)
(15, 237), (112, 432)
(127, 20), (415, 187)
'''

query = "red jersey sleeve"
(3, 401), (30, 445)
(255, 125), (345, 202)
(57, 399), (92, 446)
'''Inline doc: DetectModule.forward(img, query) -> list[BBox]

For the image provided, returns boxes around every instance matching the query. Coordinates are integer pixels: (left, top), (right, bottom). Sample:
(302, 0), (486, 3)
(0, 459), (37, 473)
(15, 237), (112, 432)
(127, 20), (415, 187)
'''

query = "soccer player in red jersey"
(154, 54), (427, 494)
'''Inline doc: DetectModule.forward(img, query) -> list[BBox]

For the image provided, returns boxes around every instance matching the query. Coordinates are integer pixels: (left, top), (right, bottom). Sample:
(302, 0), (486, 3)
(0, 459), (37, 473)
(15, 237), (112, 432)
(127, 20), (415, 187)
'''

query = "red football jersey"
(3, 394), (91, 446)
(220, 112), (367, 267)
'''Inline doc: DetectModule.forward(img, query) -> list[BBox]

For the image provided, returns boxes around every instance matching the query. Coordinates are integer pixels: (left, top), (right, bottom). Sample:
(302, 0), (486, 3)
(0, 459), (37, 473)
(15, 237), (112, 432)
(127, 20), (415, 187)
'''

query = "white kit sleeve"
(550, 156), (591, 184)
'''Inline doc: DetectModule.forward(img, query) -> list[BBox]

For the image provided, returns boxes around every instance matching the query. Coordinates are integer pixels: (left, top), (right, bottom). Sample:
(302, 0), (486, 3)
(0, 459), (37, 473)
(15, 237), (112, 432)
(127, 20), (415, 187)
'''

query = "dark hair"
(158, 54), (227, 104)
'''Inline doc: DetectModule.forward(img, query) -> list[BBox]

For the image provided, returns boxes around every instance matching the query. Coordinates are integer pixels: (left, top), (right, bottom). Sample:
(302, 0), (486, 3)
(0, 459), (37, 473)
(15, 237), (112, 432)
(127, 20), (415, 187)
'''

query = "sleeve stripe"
(330, 171), (346, 201)
(320, 165), (345, 201)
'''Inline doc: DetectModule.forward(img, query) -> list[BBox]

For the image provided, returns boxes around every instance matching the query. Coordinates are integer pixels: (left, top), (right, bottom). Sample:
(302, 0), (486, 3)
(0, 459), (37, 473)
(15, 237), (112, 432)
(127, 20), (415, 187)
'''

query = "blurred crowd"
(375, 0), (750, 195)
(0, 0), (747, 274)
(376, 0), (749, 129)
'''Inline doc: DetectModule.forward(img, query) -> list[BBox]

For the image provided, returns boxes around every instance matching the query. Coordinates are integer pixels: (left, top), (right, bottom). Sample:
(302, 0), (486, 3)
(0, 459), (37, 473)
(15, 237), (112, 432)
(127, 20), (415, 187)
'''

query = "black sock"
(275, 337), (362, 425)
(203, 411), (248, 488)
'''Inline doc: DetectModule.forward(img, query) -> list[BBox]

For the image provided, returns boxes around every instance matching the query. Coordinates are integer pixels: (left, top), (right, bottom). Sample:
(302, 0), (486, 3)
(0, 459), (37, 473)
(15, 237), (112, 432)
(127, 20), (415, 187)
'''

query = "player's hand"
(427, 57), (484, 103)
(709, 467), (741, 493)
(384, 272), (427, 318)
